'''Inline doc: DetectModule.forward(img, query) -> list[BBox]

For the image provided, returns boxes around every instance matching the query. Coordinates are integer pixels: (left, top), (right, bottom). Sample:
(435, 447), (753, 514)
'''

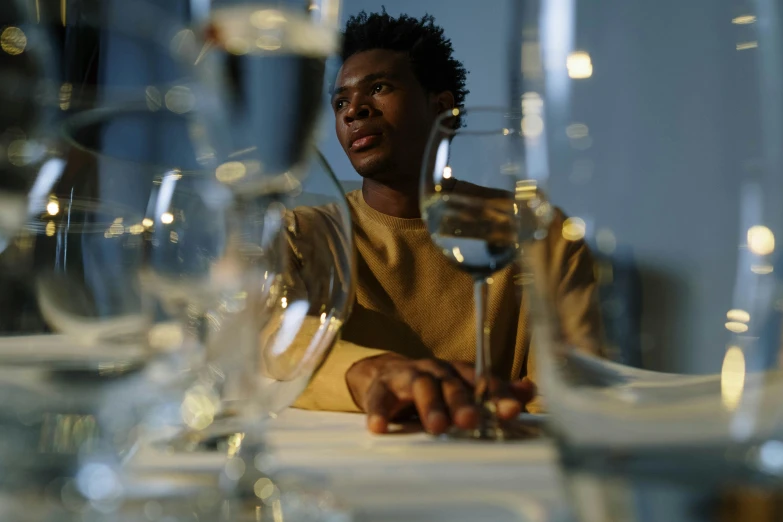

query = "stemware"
(420, 107), (536, 441)
(512, 0), (783, 519)
(65, 103), (356, 519)
(140, 148), (355, 521)
(0, 4), (224, 517)
(0, 0), (57, 252)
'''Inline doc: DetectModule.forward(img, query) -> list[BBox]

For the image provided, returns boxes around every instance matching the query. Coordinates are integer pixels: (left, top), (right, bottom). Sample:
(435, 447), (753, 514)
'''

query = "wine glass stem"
(473, 278), (492, 409)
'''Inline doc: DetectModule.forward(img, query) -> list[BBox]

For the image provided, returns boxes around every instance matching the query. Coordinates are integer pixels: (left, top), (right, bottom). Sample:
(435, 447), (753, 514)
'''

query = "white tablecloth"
(131, 409), (570, 522)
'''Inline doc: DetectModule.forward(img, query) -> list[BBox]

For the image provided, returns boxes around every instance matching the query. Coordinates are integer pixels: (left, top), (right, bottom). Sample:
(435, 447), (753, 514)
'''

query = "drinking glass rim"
(61, 107), (212, 175)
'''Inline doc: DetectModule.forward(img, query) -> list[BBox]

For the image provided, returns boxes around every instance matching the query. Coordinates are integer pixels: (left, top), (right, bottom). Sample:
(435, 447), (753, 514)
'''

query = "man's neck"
(361, 179), (421, 219)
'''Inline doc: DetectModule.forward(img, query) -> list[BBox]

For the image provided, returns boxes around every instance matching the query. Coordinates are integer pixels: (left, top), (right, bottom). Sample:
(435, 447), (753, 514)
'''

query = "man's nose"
(344, 96), (372, 124)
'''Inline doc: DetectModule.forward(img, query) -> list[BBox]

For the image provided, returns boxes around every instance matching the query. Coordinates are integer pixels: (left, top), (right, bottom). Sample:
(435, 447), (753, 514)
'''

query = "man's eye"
(334, 100), (346, 110)
(372, 83), (387, 94)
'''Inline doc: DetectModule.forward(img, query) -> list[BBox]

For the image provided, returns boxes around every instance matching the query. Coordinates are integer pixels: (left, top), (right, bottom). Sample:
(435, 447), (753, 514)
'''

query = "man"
(292, 10), (603, 435)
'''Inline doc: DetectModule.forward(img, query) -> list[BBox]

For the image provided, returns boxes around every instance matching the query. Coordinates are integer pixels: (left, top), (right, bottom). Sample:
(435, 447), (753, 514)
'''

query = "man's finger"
(411, 374), (448, 434)
(511, 378), (537, 405)
(451, 361), (476, 385)
(365, 379), (402, 434)
(487, 379), (523, 420)
(441, 377), (478, 429)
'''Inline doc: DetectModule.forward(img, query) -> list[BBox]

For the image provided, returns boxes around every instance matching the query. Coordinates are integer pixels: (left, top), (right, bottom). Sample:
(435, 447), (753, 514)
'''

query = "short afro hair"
(341, 9), (469, 114)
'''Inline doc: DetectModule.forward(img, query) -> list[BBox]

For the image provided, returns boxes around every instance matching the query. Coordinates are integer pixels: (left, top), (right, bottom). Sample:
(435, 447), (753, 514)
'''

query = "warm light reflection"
(106, 218), (124, 238)
(254, 478), (276, 500)
(732, 15), (757, 24)
(736, 41), (758, 51)
(180, 386), (219, 431)
(1, 27), (27, 55)
(521, 92), (543, 112)
(226, 37), (250, 55)
(521, 115), (544, 138)
(165, 86), (195, 114)
(562, 217), (586, 241)
(442, 166), (452, 179)
(59, 83), (72, 111)
(320, 312), (326, 324)
(7, 139), (44, 167)
(142, 218), (154, 229)
(256, 35), (282, 51)
(567, 51), (593, 79)
(566, 123), (589, 139)
(45, 221), (55, 237)
(160, 212), (174, 225)
(747, 225), (775, 255)
(128, 223), (144, 235)
(281, 297), (288, 309)
(46, 199), (59, 216)
(451, 108), (460, 117)
(726, 309), (750, 323)
(725, 321), (749, 334)
(751, 264), (774, 275)
(721, 346), (745, 411)
(216, 161), (247, 184)
(250, 9), (287, 30)
(452, 247), (464, 263)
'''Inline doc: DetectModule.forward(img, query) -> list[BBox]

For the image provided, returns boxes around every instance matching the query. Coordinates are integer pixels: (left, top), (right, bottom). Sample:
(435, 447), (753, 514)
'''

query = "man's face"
(332, 49), (445, 185)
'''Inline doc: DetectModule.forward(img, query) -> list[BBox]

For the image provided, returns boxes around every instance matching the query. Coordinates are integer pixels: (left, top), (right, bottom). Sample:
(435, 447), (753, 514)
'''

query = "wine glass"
(139, 147), (354, 521)
(420, 107), (538, 441)
(0, 0), (57, 253)
(512, 0), (783, 519)
(0, 195), (151, 518)
(140, 146), (354, 435)
(255, 149), (354, 415)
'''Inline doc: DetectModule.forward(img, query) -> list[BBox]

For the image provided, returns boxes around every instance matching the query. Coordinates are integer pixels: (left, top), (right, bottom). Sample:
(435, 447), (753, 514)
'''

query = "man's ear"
(432, 91), (456, 115)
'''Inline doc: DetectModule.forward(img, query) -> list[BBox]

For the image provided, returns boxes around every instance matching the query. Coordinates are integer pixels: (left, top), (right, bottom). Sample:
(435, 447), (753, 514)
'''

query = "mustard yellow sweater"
(290, 188), (602, 413)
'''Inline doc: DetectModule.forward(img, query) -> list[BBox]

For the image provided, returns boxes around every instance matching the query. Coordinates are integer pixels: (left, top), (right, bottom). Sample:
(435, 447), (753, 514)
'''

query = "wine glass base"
(440, 412), (543, 442)
(224, 479), (353, 522)
(160, 428), (246, 454)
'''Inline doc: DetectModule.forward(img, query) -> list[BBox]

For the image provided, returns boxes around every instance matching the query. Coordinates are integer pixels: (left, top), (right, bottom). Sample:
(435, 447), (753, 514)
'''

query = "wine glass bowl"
(255, 149), (354, 415)
(184, 1), (340, 194)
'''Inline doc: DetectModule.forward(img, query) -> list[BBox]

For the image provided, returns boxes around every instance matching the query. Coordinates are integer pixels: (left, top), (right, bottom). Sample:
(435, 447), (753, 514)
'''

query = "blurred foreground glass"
(140, 146), (354, 521)
(0, 1), (56, 250)
(139, 146), (354, 442)
(0, 0), (218, 250)
(182, 0), (341, 192)
(513, 0), (783, 519)
(0, 197), (152, 517)
(420, 107), (540, 441)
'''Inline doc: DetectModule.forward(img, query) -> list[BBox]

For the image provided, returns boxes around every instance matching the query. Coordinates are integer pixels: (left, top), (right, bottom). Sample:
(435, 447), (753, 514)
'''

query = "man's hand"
(345, 353), (536, 434)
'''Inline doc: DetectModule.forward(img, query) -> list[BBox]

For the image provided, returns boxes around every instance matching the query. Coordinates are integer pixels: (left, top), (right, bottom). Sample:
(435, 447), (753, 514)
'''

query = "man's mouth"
(350, 133), (382, 152)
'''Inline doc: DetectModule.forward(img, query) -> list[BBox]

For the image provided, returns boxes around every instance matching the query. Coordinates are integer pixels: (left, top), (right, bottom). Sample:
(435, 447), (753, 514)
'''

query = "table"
(132, 409), (571, 522)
